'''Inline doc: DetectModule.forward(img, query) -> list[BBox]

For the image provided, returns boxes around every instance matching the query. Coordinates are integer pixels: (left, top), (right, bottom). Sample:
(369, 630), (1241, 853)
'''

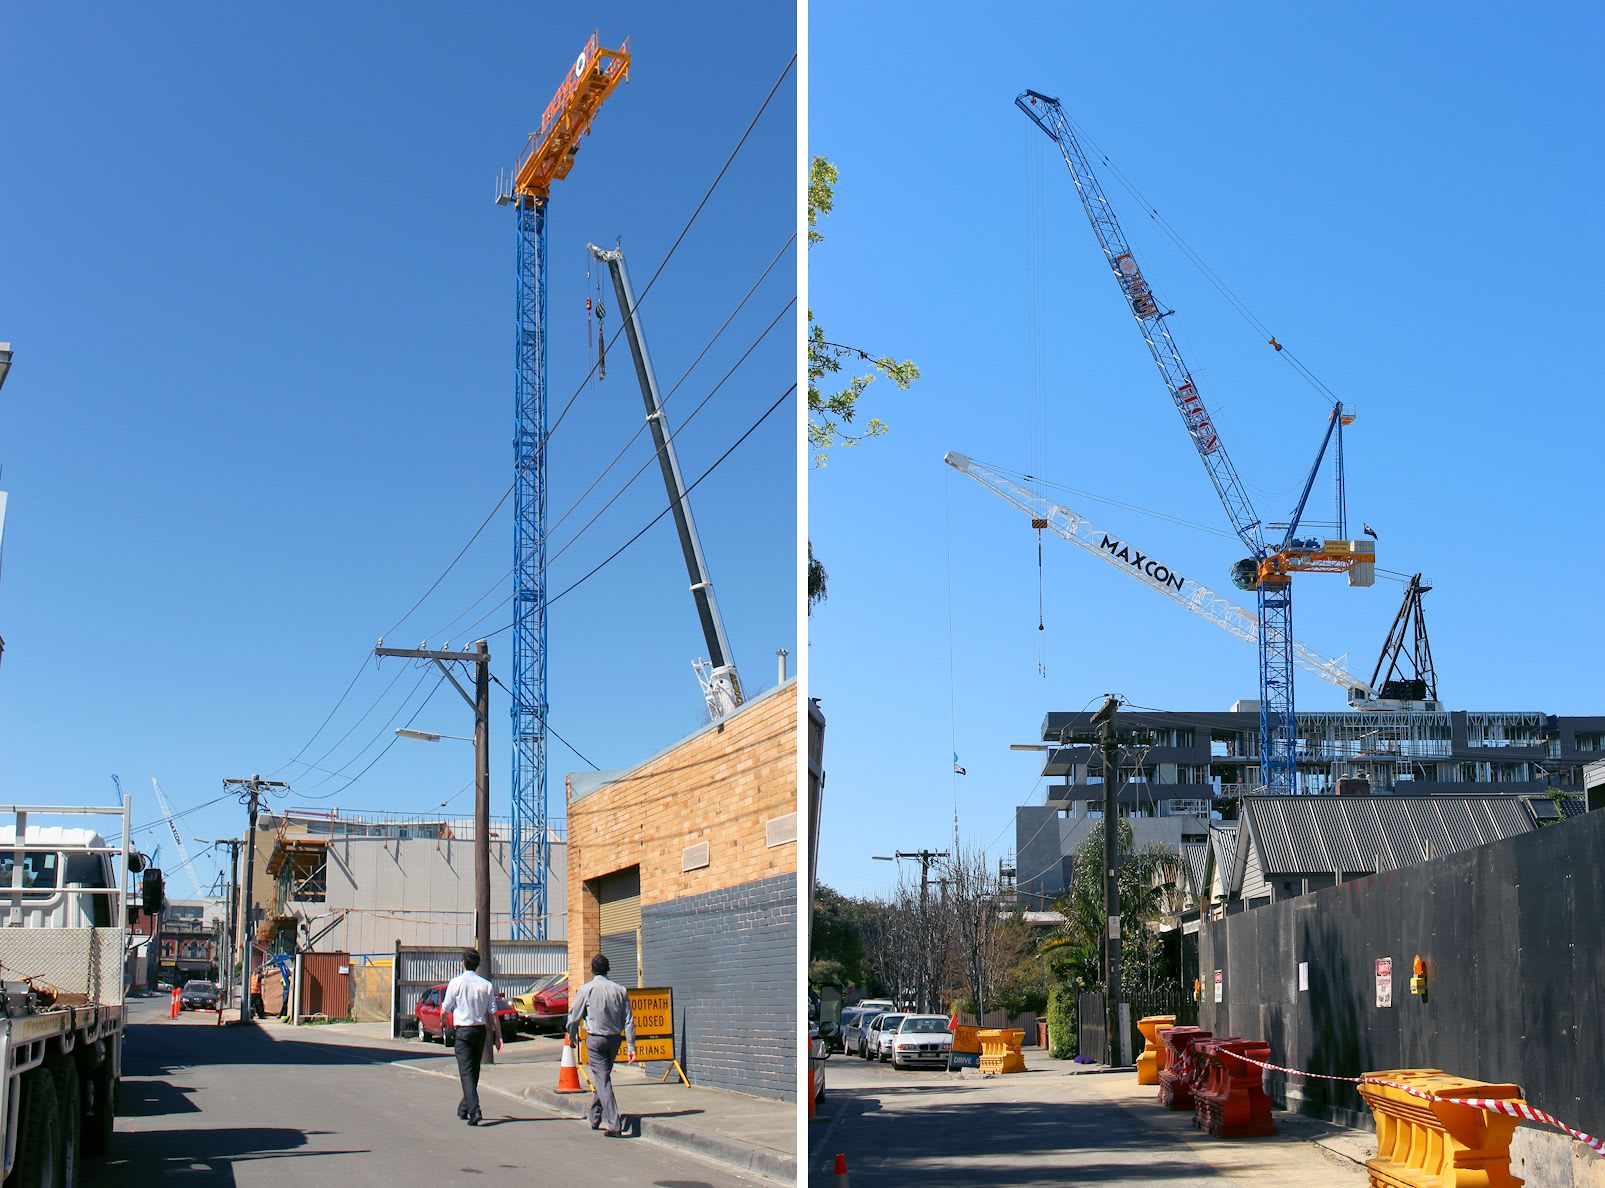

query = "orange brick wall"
(566, 681), (798, 985)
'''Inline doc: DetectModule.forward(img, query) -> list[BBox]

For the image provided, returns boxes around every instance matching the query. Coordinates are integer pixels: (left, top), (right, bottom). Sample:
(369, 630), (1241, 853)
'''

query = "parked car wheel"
(879, 1044), (890, 1063)
(443, 1026), (456, 1049)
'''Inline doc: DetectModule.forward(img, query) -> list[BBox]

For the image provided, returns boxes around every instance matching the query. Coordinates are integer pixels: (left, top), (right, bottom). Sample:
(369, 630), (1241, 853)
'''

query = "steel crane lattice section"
(1015, 88), (1373, 793)
(501, 33), (630, 939)
(944, 453), (1374, 702)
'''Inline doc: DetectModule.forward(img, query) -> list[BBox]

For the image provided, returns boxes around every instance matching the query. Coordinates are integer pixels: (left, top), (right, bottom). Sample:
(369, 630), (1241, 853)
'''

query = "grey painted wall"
(640, 874), (795, 1101)
(285, 836), (567, 952)
(1199, 809), (1605, 1142)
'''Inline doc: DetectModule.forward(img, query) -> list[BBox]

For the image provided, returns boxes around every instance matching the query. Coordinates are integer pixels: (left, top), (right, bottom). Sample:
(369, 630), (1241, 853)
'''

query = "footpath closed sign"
(580, 986), (676, 1063)
(1375, 957), (1393, 1008)
(629, 987), (675, 1062)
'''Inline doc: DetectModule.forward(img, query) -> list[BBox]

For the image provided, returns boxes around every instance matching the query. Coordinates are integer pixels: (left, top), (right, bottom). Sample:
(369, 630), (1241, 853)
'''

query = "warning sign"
(1213, 969), (1223, 1004)
(579, 986), (682, 1080)
(630, 988), (673, 1039)
(1375, 957), (1393, 1008)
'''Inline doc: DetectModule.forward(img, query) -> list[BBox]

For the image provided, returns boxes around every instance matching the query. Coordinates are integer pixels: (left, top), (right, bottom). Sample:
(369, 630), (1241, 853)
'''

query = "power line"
(547, 51), (797, 442)
(486, 382), (795, 637)
(296, 670), (450, 800)
(261, 55), (796, 790)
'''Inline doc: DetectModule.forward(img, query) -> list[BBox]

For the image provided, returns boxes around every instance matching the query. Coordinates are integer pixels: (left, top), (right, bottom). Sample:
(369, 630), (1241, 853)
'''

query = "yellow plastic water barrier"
(1136, 1014), (1177, 1086)
(977, 1028), (1027, 1076)
(1358, 1069), (1527, 1188)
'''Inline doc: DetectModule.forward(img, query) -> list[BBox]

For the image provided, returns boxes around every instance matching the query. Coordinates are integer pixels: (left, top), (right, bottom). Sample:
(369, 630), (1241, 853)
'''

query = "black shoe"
(467, 1115), (481, 1127)
(457, 1109), (468, 1120)
(603, 1128), (621, 1138)
(590, 1120), (601, 1130)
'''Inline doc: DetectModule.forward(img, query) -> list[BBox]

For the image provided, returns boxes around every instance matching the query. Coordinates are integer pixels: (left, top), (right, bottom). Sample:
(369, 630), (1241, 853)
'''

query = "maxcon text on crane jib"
(1098, 534), (1186, 593)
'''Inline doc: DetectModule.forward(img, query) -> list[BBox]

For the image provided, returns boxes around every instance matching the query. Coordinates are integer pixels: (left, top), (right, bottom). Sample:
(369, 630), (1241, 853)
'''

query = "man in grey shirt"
(566, 953), (635, 1136)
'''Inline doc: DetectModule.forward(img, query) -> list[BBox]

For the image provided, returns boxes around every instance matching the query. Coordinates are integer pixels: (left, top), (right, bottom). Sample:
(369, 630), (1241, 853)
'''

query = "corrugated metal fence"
(391, 940), (567, 1037)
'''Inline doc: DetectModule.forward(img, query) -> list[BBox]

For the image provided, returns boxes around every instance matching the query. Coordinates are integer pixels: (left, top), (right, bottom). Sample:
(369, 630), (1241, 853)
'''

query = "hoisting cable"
(1067, 114), (1341, 411)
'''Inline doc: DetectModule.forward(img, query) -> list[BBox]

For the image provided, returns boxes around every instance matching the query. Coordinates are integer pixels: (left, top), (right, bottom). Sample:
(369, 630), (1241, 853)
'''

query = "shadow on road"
(87, 1127), (363, 1185)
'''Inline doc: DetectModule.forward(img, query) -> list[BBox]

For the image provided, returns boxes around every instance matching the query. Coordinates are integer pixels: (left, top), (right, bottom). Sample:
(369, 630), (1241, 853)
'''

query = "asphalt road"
(809, 1047), (1366, 1187)
(88, 997), (764, 1186)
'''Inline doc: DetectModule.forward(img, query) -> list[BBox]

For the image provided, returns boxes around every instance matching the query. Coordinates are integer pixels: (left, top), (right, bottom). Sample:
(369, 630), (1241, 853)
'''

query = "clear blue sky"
(0, 3), (797, 903)
(809, 1), (1605, 897)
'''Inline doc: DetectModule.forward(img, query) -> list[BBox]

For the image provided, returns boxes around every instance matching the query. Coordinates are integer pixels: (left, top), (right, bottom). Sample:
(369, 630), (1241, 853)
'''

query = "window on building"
(1575, 732), (1604, 753)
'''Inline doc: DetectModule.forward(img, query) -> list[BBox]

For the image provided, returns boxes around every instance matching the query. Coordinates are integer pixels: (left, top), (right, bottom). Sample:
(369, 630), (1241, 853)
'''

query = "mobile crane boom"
(587, 241), (744, 719)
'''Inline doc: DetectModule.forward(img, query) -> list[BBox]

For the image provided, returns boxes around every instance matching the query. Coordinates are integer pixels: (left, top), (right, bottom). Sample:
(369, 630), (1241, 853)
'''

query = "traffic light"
(141, 868), (165, 915)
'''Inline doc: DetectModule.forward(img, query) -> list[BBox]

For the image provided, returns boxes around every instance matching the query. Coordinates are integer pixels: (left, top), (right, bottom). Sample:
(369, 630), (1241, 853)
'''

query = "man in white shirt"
(440, 948), (502, 1126)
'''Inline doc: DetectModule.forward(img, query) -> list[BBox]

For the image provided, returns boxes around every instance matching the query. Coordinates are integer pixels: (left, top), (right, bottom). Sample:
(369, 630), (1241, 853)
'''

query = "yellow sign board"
(576, 986), (686, 1085)
(630, 987), (673, 1039)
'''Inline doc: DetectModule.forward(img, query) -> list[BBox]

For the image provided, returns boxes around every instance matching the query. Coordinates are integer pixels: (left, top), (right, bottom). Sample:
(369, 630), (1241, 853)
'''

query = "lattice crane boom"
(945, 452), (1374, 701)
(1016, 88), (1376, 793)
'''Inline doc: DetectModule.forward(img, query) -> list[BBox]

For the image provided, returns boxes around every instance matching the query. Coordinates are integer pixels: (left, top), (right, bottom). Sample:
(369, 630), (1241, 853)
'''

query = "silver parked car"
(888, 1014), (953, 1070)
(867, 1012), (906, 1062)
(840, 1008), (874, 1056)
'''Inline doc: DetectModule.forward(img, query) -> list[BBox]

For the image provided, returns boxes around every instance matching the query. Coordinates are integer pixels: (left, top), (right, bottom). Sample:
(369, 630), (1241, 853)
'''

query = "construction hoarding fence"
(1199, 805), (1605, 1147)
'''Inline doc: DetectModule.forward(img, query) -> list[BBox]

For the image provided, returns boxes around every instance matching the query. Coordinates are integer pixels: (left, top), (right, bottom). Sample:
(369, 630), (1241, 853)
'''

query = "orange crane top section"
(513, 32), (630, 200)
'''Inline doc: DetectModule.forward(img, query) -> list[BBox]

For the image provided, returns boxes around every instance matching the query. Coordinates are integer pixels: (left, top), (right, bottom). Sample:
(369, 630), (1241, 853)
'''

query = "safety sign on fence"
(1375, 957), (1393, 1008)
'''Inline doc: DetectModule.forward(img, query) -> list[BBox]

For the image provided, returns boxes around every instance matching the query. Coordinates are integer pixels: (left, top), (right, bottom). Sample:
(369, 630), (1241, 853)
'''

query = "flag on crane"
(1363, 522), (1378, 540)
(953, 752), (967, 776)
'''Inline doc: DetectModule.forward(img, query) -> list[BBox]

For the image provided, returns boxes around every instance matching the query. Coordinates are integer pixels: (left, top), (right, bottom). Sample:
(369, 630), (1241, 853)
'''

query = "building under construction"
(1013, 702), (1604, 910)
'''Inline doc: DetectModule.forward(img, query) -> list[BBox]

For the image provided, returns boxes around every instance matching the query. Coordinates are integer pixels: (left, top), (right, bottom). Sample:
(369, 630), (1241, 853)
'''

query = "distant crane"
(150, 778), (207, 899)
(945, 452), (1376, 702)
(587, 241), (744, 719)
(495, 32), (630, 939)
(1017, 89), (1375, 793)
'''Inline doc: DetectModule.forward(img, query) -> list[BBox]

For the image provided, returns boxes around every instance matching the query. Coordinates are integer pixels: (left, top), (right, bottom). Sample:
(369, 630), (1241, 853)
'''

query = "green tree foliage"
(808, 154), (919, 611)
(1046, 982), (1077, 1059)
(809, 883), (869, 989)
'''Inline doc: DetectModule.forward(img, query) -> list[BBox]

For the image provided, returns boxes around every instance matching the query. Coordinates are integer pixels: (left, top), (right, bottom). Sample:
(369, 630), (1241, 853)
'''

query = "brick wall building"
(566, 679), (798, 1101)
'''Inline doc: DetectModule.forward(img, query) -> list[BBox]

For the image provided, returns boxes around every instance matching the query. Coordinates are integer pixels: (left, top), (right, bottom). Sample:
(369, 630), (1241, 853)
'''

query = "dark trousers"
(250, 993), (264, 1019)
(586, 1033), (624, 1132)
(455, 1025), (487, 1120)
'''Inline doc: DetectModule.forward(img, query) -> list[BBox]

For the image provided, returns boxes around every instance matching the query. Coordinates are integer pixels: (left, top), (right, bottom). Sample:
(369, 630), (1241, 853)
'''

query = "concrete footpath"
(265, 1020), (796, 1182)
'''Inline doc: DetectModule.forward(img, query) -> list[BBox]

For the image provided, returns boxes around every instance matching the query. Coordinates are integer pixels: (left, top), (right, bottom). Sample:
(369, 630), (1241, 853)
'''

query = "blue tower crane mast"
(1016, 88), (1374, 794)
(498, 33), (630, 937)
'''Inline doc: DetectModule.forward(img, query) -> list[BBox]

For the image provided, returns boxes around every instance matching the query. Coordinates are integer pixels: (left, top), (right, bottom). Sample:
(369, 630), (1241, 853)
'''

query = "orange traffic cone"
(170, 986), (181, 1019)
(834, 1154), (850, 1186)
(556, 1033), (585, 1093)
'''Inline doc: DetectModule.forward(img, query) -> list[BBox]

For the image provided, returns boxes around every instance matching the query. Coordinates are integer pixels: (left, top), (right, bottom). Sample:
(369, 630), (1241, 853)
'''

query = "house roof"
(1207, 823), (1240, 895)
(1178, 841), (1211, 900)
(1240, 795), (1535, 877)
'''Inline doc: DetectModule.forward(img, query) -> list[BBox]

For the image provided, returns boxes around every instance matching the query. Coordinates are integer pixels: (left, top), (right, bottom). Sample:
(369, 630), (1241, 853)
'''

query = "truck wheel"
(51, 1055), (82, 1188)
(84, 1062), (116, 1156)
(13, 1066), (60, 1188)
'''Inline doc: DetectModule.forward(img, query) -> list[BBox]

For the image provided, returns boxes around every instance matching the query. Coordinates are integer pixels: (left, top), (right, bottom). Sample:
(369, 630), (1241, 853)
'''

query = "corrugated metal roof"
(1208, 823), (1239, 893)
(1179, 842), (1210, 899)
(1242, 796), (1537, 877)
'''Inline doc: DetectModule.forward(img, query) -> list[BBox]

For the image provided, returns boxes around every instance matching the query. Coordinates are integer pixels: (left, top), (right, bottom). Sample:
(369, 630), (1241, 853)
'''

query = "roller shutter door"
(596, 867), (641, 988)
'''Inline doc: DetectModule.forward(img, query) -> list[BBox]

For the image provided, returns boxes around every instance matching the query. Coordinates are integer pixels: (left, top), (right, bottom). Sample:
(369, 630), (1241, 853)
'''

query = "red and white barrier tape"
(1212, 1047), (1604, 1156)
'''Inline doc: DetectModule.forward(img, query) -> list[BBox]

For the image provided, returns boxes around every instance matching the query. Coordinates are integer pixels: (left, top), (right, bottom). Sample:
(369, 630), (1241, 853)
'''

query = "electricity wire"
(267, 57), (796, 776)
(546, 51), (796, 442)
(481, 382), (795, 639)
(1066, 114), (1338, 412)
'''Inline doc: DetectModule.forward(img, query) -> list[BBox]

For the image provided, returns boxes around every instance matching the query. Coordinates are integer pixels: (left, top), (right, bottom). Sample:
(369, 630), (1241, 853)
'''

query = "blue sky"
(809, 1), (1605, 896)
(0, 3), (797, 907)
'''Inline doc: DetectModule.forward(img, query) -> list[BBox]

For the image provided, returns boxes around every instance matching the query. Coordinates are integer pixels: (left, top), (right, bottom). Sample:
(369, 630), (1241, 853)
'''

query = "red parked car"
(414, 983), (519, 1046)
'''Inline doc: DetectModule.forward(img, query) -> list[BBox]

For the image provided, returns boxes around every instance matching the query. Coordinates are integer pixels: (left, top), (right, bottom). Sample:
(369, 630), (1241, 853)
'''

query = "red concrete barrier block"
(1157, 1026), (1212, 1110)
(1194, 1039), (1276, 1139)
